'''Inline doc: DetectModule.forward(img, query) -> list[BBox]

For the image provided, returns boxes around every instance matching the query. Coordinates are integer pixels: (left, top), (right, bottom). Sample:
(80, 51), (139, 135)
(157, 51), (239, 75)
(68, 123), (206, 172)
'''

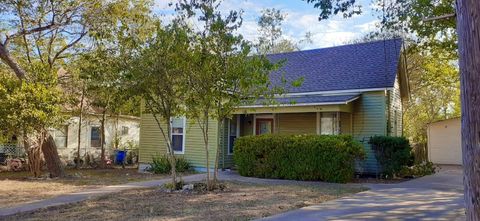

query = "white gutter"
(238, 96), (360, 108)
(278, 87), (392, 97)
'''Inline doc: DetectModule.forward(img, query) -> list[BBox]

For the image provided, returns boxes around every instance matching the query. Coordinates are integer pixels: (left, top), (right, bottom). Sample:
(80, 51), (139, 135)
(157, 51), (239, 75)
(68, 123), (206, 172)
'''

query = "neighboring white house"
(427, 117), (462, 165)
(49, 113), (140, 164)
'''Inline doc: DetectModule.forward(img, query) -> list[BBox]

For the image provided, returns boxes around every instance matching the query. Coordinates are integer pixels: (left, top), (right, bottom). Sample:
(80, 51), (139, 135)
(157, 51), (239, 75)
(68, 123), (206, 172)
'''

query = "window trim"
(227, 116), (240, 155)
(51, 125), (68, 148)
(320, 112), (340, 135)
(121, 126), (129, 136)
(170, 117), (186, 154)
(90, 125), (102, 148)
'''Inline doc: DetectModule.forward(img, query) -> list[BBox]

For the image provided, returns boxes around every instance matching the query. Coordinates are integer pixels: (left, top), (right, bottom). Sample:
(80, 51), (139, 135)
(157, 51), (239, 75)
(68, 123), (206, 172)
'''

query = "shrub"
(369, 136), (414, 177)
(149, 155), (191, 174)
(233, 134), (365, 183)
(126, 149), (138, 165)
(398, 162), (437, 178)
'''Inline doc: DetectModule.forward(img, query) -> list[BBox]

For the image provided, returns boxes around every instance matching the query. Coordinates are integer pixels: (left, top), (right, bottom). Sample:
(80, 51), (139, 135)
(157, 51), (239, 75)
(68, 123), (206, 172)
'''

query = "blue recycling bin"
(115, 150), (127, 165)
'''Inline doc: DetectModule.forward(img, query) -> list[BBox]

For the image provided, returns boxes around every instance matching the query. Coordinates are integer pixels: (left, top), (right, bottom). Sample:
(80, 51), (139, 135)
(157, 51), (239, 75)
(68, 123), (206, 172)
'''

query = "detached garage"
(427, 117), (462, 165)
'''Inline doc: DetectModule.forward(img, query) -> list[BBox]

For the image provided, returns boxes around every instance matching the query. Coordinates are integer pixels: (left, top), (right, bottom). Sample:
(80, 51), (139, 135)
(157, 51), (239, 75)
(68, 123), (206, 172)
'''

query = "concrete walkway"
(0, 173), (206, 217)
(1, 167), (465, 220)
(261, 166), (465, 221)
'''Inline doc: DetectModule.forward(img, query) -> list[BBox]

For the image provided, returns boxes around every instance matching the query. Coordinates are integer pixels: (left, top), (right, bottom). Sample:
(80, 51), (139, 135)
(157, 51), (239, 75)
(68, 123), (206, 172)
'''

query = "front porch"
(219, 101), (357, 169)
(233, 112), (353, 136)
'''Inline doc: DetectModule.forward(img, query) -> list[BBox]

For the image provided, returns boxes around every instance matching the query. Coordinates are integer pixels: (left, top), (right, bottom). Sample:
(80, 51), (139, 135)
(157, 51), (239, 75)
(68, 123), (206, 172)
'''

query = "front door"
(256, 119), (273, 135)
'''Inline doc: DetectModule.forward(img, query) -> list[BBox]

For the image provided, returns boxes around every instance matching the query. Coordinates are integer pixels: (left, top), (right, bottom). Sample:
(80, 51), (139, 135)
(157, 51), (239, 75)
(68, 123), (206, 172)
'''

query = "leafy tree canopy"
(306, 0), (456, 57)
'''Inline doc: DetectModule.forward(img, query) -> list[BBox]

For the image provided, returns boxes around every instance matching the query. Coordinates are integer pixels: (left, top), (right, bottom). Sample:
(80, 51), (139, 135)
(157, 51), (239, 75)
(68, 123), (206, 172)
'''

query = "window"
(171, 117), (185, 154)
(51, 125), (68, 148)
(321, 113), (338, 135)
(91, 126), (101, 147)
(121, 126), (129, 135)
(228, 116), (239, 155)
(255, 118), (273, 135)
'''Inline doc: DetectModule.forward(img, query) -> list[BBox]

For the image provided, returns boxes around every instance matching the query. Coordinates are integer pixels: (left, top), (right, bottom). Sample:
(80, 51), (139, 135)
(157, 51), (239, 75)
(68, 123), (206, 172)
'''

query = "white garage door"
(427, 118), (462, 165)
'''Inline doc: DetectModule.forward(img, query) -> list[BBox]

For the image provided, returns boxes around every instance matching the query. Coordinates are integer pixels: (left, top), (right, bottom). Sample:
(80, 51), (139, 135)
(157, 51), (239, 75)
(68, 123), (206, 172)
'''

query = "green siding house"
(138, 39), (409, 174)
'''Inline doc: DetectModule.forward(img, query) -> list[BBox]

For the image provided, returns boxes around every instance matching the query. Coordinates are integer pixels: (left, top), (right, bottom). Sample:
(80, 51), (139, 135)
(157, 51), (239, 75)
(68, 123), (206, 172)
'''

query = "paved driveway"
(262, 166), (465, 221)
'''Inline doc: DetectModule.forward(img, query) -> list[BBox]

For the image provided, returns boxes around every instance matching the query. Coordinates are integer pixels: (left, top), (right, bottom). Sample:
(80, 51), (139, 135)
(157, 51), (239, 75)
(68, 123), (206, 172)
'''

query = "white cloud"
(152, 0), (379, 49)
(355, 20), (380, 33)
(154, 0), (175, 10)
(236, 20), (259, 42)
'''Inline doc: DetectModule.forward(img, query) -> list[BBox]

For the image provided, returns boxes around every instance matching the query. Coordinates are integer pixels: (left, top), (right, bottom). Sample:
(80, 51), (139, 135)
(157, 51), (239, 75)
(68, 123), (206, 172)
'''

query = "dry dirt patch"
(0, 168), (178, 208)
(2, 181), (365, 221)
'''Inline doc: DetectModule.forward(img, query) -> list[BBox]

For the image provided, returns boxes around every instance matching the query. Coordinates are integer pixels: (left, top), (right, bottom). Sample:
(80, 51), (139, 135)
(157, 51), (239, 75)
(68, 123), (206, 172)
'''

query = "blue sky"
(154, 0), (381, 49)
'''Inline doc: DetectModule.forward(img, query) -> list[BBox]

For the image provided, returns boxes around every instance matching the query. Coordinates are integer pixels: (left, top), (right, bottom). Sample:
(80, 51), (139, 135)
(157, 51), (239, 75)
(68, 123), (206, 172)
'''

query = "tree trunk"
(166, 119), (177, 185)
(456, 1), (480, 220)
(23, 134), (42, 177)
(41, 132), (65, 178)
(76, 86), (85, 169)
(147, 104), (178, 185)
(213, 118), (224, 184)
(201, 113), (211, 190)
(100, 111), (107, 168)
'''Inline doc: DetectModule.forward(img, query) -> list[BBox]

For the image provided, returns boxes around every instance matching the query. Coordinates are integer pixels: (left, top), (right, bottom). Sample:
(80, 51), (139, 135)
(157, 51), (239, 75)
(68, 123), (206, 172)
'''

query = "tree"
(79, 48), (122, 168)
(403, 51), (460, 162)
(0, 0), (154, 177)
(456, 0), (480, 219)
(374, 0), (456, 57)
(0, 70), (64, 176)
(304, 0), (362, 20)
(256, 8), (314, 54)
(176, 0), (284, 190)
(257, 8), (299, 54)
(129, 22), (191, 185)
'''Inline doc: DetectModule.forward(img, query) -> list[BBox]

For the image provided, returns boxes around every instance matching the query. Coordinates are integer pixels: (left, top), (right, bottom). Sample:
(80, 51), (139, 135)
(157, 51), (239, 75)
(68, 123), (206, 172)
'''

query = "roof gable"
(267, 38), (403, 93)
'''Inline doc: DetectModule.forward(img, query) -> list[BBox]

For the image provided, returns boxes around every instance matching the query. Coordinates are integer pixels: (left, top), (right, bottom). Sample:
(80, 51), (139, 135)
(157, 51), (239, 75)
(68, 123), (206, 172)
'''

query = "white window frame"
(320, 112), (340, 135)
(170, 117), (186, 154)
(121, 126), (129, 136)
(90, 125), (102, 148)
(227, 116), (240, 155)
(50, 125), (68, 148)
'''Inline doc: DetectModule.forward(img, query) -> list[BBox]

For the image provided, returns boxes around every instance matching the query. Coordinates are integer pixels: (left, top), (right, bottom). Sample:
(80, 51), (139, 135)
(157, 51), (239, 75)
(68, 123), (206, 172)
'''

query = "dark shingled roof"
(267, 38), (403, 93)
(251, 94), (359, 106)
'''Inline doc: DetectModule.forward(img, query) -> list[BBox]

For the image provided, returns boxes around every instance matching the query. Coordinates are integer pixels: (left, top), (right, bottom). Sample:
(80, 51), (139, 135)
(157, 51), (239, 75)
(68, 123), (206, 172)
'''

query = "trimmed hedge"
(233, 134), (365, 183)
(369, 136), (414, 177)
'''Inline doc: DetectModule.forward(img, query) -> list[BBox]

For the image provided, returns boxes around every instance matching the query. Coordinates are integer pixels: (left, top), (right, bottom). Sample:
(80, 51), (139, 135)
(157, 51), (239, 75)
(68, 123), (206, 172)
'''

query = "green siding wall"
(352, 91), (388, 174)
(339, 112), (352, 135)
(139, 114), (219, 169)
(219, 119), (234, 168)
(277, 113), (317, 135)
(388, 75), (403, 136)
(140, 91), (391, 174)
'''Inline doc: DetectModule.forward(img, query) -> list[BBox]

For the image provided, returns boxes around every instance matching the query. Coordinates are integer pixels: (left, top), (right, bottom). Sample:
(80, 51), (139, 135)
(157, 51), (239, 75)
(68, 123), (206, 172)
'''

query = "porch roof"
(241, 94), (360, 108)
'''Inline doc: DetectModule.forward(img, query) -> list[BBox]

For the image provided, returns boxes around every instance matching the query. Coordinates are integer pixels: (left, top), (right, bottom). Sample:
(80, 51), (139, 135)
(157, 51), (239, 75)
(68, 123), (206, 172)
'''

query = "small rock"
(182, 184), (194, 191)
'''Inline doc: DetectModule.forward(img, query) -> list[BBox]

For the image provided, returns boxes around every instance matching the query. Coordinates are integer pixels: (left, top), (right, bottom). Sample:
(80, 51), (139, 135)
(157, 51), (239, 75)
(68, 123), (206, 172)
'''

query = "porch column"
(316, 112), (320, 135)
(253, 114), (256, 135)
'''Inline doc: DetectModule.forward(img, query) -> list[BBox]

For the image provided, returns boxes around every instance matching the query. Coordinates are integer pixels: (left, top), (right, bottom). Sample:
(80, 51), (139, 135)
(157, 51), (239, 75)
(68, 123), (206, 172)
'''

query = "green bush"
(149, 155), (191, 174)
(233, 134), (365, 183)
(369, 136), (414, 177)
(398, 162), (437, 178)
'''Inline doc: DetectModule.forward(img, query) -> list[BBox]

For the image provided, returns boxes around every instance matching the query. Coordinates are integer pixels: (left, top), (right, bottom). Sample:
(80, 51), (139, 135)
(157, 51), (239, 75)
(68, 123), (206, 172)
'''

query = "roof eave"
(238, 96), (360, 109)
(279, 87), (393, 97)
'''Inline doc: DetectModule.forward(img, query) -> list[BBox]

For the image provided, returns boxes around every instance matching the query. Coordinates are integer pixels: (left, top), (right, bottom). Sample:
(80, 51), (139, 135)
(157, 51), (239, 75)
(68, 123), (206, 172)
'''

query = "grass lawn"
(0, 168), (187, 208)
(2, 181), (366, 221)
